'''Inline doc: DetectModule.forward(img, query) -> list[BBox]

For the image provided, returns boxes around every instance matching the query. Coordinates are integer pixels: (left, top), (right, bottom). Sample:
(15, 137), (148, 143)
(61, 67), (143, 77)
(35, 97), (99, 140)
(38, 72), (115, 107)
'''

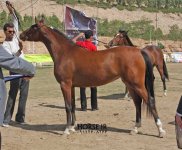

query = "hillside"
(1, 0), (182, 34)
(0, 0), (182, 53)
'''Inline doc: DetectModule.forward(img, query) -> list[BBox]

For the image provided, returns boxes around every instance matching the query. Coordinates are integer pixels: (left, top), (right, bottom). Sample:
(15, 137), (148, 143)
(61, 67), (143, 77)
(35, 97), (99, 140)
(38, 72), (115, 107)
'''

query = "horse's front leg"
(60, 82), (73, 135)
(124, 86), (130, 99)
(70, 86), (76, 132)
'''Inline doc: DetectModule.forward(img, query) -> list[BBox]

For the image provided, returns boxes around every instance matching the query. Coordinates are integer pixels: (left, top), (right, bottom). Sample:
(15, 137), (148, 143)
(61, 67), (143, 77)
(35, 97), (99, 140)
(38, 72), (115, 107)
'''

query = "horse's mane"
(52, 27), (75, 45)
(124, 33), (135, 47)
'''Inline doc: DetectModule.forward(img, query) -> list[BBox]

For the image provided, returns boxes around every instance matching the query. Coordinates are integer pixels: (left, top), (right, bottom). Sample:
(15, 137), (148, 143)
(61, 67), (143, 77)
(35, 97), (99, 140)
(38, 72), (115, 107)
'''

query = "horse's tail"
(141, 51), (155, 116)
(163, 59), (169, 80)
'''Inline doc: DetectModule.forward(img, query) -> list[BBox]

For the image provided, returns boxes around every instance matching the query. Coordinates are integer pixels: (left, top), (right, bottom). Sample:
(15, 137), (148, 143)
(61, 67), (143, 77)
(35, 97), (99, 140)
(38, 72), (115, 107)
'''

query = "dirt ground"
(0, 63), (182, 150)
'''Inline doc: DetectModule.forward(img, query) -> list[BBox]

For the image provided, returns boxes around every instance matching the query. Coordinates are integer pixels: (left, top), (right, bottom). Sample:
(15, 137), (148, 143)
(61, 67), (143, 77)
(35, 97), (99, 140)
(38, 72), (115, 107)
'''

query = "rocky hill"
(0, 0), (181, 53)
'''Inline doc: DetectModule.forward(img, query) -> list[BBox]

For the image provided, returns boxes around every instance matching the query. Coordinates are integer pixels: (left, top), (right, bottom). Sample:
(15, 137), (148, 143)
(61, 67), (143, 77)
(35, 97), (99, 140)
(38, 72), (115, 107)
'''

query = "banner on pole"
(64, 6), (97, 45)
(171, 52), (182, 63)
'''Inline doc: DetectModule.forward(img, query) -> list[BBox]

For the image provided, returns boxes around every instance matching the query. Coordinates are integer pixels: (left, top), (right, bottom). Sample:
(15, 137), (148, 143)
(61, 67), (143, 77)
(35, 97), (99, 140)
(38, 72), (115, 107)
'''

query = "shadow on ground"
(10, 121), (159, 138)
(98, 93), (131, 100)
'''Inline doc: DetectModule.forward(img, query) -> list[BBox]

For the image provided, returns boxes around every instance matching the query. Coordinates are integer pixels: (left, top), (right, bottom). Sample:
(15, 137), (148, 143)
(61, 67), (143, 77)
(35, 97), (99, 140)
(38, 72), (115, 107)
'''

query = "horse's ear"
(126, 30), (129, 34)
(35, 17), (45, 27)
(40, 15), (45, 24)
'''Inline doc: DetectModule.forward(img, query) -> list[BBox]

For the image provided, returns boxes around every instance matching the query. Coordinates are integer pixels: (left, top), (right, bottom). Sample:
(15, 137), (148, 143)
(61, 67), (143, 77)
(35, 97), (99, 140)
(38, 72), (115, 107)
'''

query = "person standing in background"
(2, 1), (30, 126)
(72, 30), (98, 111)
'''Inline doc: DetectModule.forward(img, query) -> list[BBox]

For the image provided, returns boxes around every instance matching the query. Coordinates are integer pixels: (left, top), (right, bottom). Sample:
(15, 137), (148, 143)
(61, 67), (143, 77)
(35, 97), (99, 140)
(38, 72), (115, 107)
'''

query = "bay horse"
(19, 20), (166, 137)
(107, 30), (169, 97)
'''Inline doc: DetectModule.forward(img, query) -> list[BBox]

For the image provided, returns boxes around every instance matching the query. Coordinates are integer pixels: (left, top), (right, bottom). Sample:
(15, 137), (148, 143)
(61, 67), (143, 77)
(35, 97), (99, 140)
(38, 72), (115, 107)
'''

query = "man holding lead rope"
(2, 1), (33, 127)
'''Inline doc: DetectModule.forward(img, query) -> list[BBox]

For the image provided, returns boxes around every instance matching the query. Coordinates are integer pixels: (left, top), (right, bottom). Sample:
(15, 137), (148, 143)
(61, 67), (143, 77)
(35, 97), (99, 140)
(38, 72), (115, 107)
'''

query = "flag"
(64, 6), (97, 45)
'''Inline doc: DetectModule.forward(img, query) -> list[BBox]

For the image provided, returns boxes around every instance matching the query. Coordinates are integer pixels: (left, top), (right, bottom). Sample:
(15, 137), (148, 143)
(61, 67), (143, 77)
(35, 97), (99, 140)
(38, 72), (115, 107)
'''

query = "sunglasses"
(7, 30), (15, 34)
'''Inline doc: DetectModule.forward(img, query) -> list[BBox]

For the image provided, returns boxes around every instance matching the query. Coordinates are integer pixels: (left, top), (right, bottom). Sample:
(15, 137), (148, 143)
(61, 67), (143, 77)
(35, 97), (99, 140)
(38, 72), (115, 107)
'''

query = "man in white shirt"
(2, 1), (30, 126)
(0, 44), (35, 127)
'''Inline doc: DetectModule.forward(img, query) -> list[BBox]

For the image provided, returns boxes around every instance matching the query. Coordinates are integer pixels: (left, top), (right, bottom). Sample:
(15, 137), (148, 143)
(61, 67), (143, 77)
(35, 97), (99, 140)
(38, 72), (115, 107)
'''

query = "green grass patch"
(24, 54), (53, 63)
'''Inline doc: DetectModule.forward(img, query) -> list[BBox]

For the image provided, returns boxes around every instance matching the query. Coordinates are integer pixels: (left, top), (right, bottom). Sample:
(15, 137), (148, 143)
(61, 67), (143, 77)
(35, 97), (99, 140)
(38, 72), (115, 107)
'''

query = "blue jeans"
(3, 76), (29, 124)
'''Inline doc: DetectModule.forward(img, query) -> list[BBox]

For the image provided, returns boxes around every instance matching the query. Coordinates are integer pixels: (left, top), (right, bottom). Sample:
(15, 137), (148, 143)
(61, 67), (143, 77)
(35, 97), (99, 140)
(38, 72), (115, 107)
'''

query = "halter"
(23, 24), (44, 40)
(112, 33), (126, 46)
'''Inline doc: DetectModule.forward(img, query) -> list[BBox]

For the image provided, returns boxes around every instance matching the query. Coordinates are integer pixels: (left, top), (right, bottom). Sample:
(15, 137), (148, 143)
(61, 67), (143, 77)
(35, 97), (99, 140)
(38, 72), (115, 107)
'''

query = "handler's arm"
(6, 1), (19, 35)
(72, 33), (85, 43)
(0, 45), (35, 76)
(6, 1), (23, 57)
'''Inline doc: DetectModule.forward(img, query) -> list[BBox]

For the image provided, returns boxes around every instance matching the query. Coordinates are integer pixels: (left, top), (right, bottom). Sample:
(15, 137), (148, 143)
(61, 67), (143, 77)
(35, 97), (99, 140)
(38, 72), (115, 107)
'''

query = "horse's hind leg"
(136, 87), (166, 137)
(128, 88), (142, 134)
(148, 95), (166, 137)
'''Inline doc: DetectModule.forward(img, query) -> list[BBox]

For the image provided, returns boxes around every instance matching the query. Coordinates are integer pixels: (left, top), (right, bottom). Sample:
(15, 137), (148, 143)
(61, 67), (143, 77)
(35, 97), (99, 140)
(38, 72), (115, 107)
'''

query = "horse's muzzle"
(19, 34), (27, 41)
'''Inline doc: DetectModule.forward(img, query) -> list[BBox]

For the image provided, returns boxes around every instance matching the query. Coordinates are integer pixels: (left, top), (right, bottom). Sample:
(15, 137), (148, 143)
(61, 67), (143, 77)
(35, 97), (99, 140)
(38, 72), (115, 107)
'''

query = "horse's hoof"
(69, 126), (76, 132)
(159, 130), (166, 138)
(124, 95), (130, 101)
(74, 122), (77, 127)
(130, 128), (138, 135)
(63, 128), (70, 135)
(124, 95), (128, 99)
(163, 90), (167, 96)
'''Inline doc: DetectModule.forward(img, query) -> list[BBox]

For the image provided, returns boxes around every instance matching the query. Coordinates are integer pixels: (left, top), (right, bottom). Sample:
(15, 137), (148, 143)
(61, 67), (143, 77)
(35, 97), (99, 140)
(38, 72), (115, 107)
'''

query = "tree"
(22, 15), (33, 29)
(0, 11), (7, 28)
(167, 25), (182, 40)
(116, 0), (122, 5)
(165, 0), (169, 8)
(136, 0), (142, 7)
(154, 28), (163, 40)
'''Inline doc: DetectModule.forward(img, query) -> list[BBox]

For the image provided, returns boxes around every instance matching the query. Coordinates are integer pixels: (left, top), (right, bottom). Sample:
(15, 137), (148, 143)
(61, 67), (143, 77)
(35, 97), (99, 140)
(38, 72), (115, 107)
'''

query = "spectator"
(72, 30), (98, 111)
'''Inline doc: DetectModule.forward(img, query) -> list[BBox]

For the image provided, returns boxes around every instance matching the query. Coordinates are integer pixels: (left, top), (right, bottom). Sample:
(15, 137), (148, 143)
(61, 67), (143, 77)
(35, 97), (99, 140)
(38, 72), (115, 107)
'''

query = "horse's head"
(20, 18), (45, 42)
(111, 30), (129, 46)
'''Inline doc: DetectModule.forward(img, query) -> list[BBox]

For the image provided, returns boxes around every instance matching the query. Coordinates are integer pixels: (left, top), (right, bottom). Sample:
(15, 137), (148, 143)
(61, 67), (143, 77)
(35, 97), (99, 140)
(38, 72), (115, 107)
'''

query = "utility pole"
(149, 29), (152, 45)
(31, 0), (35, 53)
(155, 0), (158, 45)
(63, 0), (65, 32)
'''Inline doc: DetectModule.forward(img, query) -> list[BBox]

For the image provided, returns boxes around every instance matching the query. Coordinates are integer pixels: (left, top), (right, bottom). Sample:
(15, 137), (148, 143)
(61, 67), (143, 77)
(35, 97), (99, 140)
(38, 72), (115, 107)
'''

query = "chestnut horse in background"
(107, 30), (169, 97)
(20, 20), (165, 137)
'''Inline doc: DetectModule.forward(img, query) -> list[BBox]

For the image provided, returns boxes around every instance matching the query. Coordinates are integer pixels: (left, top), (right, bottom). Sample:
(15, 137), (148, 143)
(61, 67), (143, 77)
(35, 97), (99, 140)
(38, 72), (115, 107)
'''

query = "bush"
(167, 25), (182, 41)
(0, 11), (7, 28)
(158, 42), (165, 49)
